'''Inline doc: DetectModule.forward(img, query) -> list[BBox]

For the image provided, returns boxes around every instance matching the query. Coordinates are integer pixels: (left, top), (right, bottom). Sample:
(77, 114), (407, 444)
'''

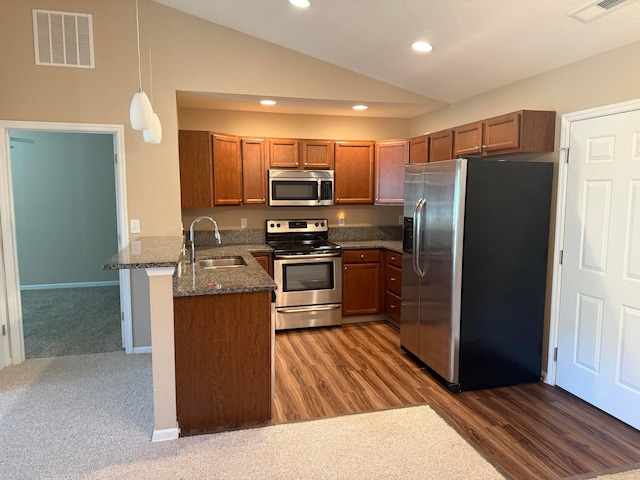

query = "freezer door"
(417, 159), (467, 384)
(400, 164), (426, 356)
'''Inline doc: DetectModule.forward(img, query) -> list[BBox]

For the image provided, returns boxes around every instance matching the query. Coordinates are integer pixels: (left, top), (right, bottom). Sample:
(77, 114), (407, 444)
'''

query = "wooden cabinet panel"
(385, 250), (402, 269)
(385, 291), (401, 324)
(453, 111), (555, 157)
(453, 122), (484, 157)
(343, 249), (380, 263)
(252, 252), (273, 278)
(409, 135), (428, 164)
(429, 129), (455, 162)
(174, 291), (272, 436)
(302, 140), (334, 169)
(343, 249), (381, 316)
(385, 264), (401, 296)
(212, 134), (242, 206)
(268, 138), (300, 168)
(334, 141), (375, 204)
(241, 138), (267, 205)
(178, 130), (214, 208)
(375, 139), (408, 205)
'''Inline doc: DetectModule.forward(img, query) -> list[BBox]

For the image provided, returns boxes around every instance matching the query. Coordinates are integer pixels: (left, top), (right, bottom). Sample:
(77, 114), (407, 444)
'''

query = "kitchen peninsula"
(104, 236), (277, 440)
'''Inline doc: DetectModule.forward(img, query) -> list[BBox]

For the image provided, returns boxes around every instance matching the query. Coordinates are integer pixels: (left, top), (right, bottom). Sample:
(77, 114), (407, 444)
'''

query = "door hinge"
(114, 153), (118, 164)
(121, 312), (125, 323)
(560, 147), (570, 163)
(559, 250), (564, 265)
(554, 347), (558, 362)
(1, 324), (6, 336)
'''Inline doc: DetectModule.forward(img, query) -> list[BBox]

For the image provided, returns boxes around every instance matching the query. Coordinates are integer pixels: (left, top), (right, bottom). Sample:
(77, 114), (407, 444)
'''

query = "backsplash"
(191, 225), (402, 246)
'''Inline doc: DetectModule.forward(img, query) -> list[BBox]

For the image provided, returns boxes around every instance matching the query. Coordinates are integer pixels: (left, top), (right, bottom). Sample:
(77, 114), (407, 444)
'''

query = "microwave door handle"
(413, 198), (426, 278)
(317, 180), (321, 203)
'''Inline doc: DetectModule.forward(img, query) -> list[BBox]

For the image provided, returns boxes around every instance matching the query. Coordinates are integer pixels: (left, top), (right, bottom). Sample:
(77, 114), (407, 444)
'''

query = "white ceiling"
(159, 0), (640, 118)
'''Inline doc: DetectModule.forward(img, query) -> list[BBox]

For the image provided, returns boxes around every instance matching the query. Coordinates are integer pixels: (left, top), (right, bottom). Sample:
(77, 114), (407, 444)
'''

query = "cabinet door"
(268, 138), (300, 168)
(334, 141), (375, 204)
(375, 140), (408, 205)
(241, 138), (267, 205)
(429, 129), (454, 162)
(343, 262), (380, 315)
(302, 140), (334, 169)
(212, 134), (242, 206)
(483, 111), (521, 154)
(453, 122), (483, 157)
(251, 252), (273, 277)
(409, 135), (428, 164)
(178, 130), (214, 208)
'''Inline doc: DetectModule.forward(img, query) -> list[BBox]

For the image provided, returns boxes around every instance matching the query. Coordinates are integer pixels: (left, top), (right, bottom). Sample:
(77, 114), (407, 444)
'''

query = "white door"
(0, 234), (11, 371)
(556, 109), (640, 429)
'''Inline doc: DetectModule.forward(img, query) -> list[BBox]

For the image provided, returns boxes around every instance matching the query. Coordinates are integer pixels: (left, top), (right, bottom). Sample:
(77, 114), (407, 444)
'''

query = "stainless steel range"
(266, 219), (342, 330)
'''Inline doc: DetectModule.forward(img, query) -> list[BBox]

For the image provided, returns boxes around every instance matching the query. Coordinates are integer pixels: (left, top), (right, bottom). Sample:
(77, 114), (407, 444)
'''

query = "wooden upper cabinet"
(453, 121), (484, 157)
(212, 134), (242, 206)
(334, 141), (375, 205)
(268, 138), (300, 168)
(241, 138), (267, 205)
(375, 139), (408, 205)
(429, 129), (455, 162)
(178, 130), (214, 208)
(302, 139), (335, 169)
(409, 135), (428, 164)
(454, 110), (555, 157)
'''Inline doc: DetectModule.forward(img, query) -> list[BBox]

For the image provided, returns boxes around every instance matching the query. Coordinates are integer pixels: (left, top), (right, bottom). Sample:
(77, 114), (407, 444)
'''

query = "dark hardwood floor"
(272, 321), (640, 480)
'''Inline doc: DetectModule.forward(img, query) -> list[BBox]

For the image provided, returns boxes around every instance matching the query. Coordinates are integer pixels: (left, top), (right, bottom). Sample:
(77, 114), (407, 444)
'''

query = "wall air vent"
(33, 9), (94, 68)
(569, 0), (638, 23)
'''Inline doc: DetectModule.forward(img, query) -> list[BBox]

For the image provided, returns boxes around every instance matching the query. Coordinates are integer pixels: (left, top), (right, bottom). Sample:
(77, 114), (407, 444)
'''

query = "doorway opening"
(0, 121), (132, 368)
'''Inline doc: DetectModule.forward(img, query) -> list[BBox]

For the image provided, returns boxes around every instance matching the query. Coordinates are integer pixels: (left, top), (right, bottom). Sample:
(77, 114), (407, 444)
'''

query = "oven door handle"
(278, 305), (341, 313)
(274, 253), (341, 260)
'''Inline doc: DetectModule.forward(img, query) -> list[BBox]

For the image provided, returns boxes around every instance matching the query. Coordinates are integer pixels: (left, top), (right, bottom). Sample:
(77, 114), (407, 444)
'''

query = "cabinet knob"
(262, 198), (266, 202)
(482, 144), (487, 149)
(360, 254), (364, 259)
(390, 277), (396, 281)
(475, 145), (481, 152)
(390, 304), (396, 309)
(391, 256), (396, 261)
(344, 266), (347, 270)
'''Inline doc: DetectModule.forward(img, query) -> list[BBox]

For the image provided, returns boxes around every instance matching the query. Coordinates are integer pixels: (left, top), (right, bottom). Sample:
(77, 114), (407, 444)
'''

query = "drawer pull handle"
(390, 277), (396, 281)
(390, 305), (395, 309)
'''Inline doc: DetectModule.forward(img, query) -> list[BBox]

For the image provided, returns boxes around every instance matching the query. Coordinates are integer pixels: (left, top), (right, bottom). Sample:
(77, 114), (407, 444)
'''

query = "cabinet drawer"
(343, 249), (380, 264)
(385, 250), (402, 269)
(385, 265), (401, 296)
(385, 291), (401, 324)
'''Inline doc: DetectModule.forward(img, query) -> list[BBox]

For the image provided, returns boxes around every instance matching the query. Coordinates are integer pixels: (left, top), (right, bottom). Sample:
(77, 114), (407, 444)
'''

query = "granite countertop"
(103, 236), (276, 297)
(336, 240), (403, 254)
(173, 245), (276, 297)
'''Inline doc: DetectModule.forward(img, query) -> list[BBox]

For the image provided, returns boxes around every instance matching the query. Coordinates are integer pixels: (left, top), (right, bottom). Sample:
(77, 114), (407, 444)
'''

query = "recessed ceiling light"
(412, 41), (433, 53)
(260, 99), (277, 106)
(289, 0), (311, 8)
(353, 105), (368, 111)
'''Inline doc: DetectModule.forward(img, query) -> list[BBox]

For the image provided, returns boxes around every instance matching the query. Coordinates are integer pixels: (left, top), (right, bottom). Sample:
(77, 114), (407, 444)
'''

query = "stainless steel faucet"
(189, 216), (221, 262)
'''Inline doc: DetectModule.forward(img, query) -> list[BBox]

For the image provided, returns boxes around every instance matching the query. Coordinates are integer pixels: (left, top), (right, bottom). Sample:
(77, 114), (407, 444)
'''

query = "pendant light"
(130, 0), (153, 130)
(142, 0), (162, 144)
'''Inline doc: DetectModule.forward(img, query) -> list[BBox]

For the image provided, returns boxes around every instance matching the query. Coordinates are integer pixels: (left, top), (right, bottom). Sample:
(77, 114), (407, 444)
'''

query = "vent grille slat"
(569, 0), (637, 22)
(32, 9), (94, 69)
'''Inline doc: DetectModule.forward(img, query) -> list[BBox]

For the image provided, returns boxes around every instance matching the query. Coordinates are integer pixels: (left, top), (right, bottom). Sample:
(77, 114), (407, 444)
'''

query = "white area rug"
(0, 352), (505, 480)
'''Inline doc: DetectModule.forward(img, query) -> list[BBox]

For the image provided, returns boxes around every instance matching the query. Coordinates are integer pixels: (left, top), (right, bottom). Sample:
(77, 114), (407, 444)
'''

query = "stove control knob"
(321, 222), (325, 227)
(315, 222), (319, 227)
(276, 223), (281, 228)
(270, 223), (275, 228)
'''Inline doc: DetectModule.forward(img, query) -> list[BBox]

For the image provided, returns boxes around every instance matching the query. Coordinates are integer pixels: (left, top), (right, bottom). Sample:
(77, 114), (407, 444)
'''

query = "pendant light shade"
(143, 112), (163, 144)
(130, 90), (154, 130)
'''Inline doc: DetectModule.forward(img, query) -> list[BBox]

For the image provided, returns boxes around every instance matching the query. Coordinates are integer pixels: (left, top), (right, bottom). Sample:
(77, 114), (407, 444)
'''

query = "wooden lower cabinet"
(251, 252), (273, 277)
(174, 291), (272, 436)
(384, 250), (402, 324)
(342, 249), (381, 316)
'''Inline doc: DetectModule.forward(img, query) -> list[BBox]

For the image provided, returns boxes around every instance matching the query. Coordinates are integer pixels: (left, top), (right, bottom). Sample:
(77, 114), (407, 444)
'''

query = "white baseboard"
(152, 427), (179, 442)
(133, 346), (152, 354)
(21, 281), (119, 290)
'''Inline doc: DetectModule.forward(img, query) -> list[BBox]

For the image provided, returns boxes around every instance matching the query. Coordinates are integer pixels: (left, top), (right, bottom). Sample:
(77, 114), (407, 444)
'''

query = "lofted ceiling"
(158, 0), (640, 118)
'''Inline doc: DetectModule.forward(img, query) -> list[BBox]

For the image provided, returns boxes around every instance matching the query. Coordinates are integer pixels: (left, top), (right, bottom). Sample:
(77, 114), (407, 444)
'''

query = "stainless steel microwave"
(268, 169), (334, 207)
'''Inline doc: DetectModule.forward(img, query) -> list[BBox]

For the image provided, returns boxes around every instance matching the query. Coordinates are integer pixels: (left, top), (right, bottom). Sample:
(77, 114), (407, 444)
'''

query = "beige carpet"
(1, 352), (639, 479)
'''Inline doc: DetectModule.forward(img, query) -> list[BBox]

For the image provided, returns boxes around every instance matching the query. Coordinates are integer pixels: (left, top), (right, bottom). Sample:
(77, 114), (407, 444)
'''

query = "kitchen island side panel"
(174, 291), (272, 436)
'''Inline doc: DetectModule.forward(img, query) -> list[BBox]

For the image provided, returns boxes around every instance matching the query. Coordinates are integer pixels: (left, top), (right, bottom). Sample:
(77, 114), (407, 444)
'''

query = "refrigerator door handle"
(413, 198), (426, 277)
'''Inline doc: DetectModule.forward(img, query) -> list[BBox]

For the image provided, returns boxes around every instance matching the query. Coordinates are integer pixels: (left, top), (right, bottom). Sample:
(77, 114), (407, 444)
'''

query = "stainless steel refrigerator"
(400, 158), (553, 391)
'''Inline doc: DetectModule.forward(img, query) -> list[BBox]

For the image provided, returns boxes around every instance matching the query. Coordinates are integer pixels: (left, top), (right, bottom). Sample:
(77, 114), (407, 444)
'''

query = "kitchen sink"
(198, 256), (247, 268)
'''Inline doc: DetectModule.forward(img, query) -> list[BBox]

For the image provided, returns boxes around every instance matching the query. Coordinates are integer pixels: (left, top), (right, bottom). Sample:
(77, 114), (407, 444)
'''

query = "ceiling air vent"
(32, 9), (94, 68)
(569, 0), (638, 22)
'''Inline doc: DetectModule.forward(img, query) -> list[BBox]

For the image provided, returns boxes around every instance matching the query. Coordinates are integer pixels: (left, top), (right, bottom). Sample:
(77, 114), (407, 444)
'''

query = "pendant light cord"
(147, 0), (154, 104)
(135, 0), (142, 91)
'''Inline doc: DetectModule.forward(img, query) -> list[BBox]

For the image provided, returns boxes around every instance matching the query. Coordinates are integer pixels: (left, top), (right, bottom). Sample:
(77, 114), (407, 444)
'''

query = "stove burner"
(265, 218), (340, 256)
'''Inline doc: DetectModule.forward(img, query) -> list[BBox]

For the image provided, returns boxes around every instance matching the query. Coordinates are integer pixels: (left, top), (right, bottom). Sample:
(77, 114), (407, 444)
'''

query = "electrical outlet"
(130, 219), (141, 234)
(338, 216), (345, 227)
(398, 215), (403, 225)
(241, 218), (247, 229)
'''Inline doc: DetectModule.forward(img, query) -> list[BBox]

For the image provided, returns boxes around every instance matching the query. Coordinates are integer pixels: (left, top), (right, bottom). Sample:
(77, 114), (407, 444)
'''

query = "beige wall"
(411, 40), (640, 138)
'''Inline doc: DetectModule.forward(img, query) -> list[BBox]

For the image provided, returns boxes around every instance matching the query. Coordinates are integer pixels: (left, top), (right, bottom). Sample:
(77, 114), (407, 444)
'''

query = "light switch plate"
(130, 219), (141, 234)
